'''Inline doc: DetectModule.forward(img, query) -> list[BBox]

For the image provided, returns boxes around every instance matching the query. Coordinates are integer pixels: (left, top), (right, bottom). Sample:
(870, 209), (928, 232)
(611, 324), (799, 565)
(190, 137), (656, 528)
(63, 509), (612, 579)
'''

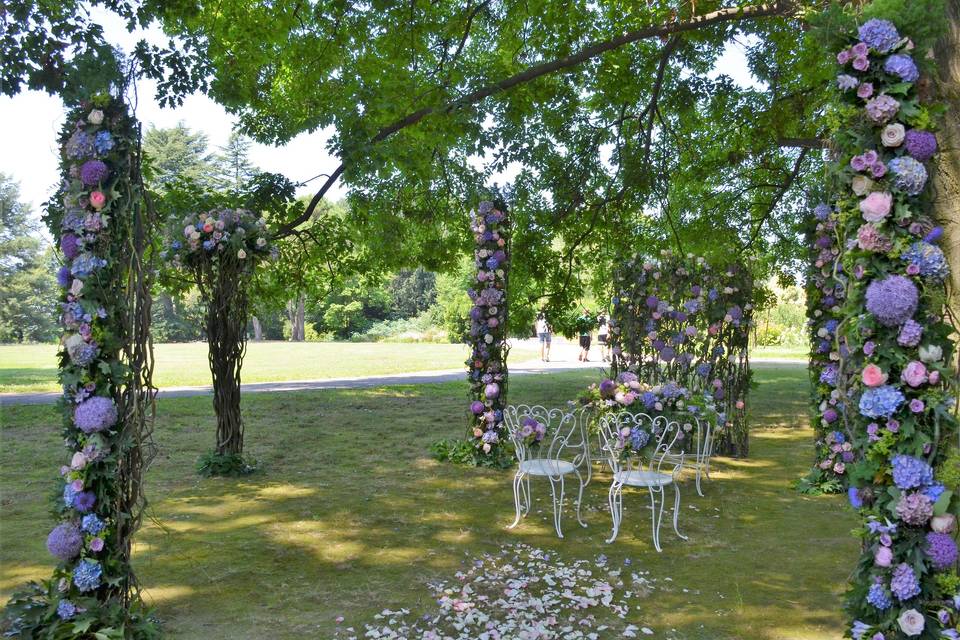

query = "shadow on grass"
(2, 367), (852, 640)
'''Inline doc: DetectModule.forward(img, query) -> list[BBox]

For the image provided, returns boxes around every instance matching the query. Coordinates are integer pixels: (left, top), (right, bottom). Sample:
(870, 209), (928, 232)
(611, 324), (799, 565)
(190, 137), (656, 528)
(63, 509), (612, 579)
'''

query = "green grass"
(751, 345), (807, 360)
(0, 342), (541, 394)
(1, 367), (852, 639)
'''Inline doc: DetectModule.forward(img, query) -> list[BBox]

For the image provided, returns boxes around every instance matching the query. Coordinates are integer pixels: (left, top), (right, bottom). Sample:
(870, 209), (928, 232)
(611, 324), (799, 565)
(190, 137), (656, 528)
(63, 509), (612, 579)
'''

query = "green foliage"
(938, 447), (960, 492)
(433, 259), (474, 343)
(142, 123), (220, 192)
(196, 451), (257, 477)
(429, 438), (514, 469)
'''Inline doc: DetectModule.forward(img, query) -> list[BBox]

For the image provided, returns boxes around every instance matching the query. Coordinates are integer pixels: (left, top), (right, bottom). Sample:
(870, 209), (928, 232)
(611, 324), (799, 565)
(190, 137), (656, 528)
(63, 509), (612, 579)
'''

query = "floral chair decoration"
(659, 411), (714, 497)
(597, 412), (688, 551)
(503, 404), (590, 538)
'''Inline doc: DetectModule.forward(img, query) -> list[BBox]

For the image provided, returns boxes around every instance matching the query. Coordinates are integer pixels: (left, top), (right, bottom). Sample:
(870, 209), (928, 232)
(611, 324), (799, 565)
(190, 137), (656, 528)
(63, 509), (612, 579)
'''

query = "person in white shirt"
(597, 312), (610, 362)
(535, 312), (552, 362)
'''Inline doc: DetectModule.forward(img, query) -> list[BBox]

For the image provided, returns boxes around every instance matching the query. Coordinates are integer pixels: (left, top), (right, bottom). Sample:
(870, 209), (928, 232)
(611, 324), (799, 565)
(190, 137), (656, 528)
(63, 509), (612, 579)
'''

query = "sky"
(0, 14), (756, 225)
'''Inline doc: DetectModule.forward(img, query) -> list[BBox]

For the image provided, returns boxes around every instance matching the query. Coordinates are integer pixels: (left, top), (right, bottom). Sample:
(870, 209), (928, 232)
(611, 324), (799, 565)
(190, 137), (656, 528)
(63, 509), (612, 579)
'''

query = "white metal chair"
(503, 405), (589, 538)
(659, 412), (714, 496)
(597, 412), (687, 551)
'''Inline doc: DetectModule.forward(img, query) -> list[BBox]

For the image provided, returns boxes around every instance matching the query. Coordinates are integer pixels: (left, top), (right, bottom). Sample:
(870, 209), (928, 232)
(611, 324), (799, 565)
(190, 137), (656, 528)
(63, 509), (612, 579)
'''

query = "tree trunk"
(935, 1), (960, 310)
(286, 295), (306, 341)
(251, 315), (263, 341)
(205, 264), (248, 456)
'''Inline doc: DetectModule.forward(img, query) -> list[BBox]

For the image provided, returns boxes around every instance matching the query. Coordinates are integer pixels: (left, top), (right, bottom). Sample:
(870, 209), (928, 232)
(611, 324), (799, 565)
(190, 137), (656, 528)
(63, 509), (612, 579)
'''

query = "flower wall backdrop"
(825, 16), (959, 639)
(608, 250), (753, 456)
(466, 201), (511, 466)
(801, 200), (853, 494)
(3, 95), (158, 635)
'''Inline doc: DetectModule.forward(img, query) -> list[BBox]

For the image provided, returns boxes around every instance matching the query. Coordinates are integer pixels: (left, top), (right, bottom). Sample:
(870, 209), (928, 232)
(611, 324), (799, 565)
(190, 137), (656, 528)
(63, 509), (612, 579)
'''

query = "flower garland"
(801, 201), (852, 493)
(466, 201), (511, 464)
(827, 18), (959, 639)
(2, 96), (158, 634)
(608, 250), (752, 456)
(166, 208), (273, 266)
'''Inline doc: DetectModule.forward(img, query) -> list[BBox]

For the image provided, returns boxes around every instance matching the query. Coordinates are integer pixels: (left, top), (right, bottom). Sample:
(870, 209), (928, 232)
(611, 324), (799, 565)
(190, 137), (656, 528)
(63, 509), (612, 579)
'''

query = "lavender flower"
(79, 159), (109, 186)
(897, 319), (923, 347)
(60, 233), (81, 260)
(865, 95), (900, 123)
(46, 523), (83, 560)
(889, 156), (928, 195)
(905, 129), (937, 162)
(884, 54), (919, 82)
(74, 397), (118, 433)
(925, 532), (958, 569)
(859, 385), (905, 419)
(896, 492), (934, 525)
(74, 491), (96, 513)
(56, 266), (72, 287)
(865, 275), (918, 326)
(890, 562), (921, 601)
(858, 19), (900, 52)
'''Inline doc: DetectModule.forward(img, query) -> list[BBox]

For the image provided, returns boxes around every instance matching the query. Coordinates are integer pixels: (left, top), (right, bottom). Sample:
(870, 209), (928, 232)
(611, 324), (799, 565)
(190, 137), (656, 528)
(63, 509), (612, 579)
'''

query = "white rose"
(484, 334), (493, 344)
(897, 609), (925, 637)
(931, 514), (957, 533)
(70, 279), (84, 296)
(87, 109), (104, 125)
(70, 451), (88, 470)
(881, 123), (905, 147)
(237, 249), (247, 259)
(851, 175), (874, 196)
(919, 344), (943, 363)
(256, 237), (266, 247)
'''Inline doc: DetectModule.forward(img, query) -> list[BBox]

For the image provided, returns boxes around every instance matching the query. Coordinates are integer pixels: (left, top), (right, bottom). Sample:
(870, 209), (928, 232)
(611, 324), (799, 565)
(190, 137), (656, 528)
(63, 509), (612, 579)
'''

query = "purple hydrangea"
(820, 364), (839, 387)
(46, 523), (83, 560)
(74, 396), (118, 433)
(65, 131), (95, 159)
(884, 54), (919, 82)
(859, 385), (905, 419)
(72, 559), (102, 592)
(599, 379), (616, 397)
(897, 319), (923, 347)
(79, 160), (109, 186)
(905, 129), (937, 162)
(889, 156), (928, 195)
(57, 600), (77, 620)
(926, 532), (958, 569)
(865, 275), (918, 326)
(902, 241), (950, 282)
(896, 492), (934, 525)
(60, 233), (81, 260)
(891, 454), (934, 489)
(865, 94), (900, 123)
(866, 583), (892, 610)
(56, 265), (72, 287)
(890, 562), (921, 601)
(858, 19), (900, 53)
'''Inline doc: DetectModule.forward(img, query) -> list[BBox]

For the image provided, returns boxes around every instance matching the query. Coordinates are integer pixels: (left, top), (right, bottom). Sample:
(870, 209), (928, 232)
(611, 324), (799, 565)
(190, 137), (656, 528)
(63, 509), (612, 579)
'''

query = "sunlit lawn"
(0, 365), (853, 639)
(0, 341), (541, 394)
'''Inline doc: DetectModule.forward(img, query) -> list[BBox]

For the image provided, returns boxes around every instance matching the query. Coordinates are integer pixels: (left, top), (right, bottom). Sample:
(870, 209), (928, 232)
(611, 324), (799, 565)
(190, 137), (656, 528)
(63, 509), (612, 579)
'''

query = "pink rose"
(89, 537), (104, 552)
(862, 150), (878, 164)
(852, 56), (869, 71)
(852, 42), (868, 57)
(837, 49), (852, 64)
(857, 82), (874, 99)
(874, 545), (893, 567)
(736, 400), (745, 410)
(862, 364), (887, 387)
(203, 223), (214, 233)
(929, 370), (940, 385)
(89, 191), (106, 209)
(859, 192), (892, 222)
(901, 361), (928, 387)
(833, 462), (845, 474)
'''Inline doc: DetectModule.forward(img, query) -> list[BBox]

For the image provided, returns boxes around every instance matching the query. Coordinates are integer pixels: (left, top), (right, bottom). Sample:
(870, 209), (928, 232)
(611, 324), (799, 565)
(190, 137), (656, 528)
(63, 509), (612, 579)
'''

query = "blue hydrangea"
(629, 427), (650, 451)
(890, 562), (921, 601)
(63, 484), (79, 509)
(202, 239), (215, 251)
(859, 385), (905, 419)
(641, 391), (657, 409)
(485, 257), (499, 270)
(848, 487), (863, 508)
(858, 18), (900, 53)
(94, 131), (114, 155)
(813, 203), (832, 220)
(884, 54), (919, 82)
(660, 382), (685, 399)
(832, 431), (845, 444)
(81, 514), (106, 535)
(902, 241), (950, 282)
(72, 559), (102, 592)
(56, 599), (77, 620)
(70, 253), (107, 277)
(695, 362), (711, 377)
(891, 454), (934, 490)
(924, 482), (946, 503)
(889, 156), (929, 196)
(65, 131), (95, 159)
(866, 583), (892, 610)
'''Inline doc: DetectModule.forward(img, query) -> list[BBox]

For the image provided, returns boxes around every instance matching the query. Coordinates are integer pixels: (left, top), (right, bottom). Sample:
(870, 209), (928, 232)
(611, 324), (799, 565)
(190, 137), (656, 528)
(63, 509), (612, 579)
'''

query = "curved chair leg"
(606, 482), (623, 544)
(583, 446), (593, 487)
(673, 482), (688, 540)
(649, 486), (664, 553)
(574, 469), (588, 528)
(522, 476), (532, 516)
(695, 462), (704, 497)
(548, 475), (565, 538)
(508, 472), (525, 529)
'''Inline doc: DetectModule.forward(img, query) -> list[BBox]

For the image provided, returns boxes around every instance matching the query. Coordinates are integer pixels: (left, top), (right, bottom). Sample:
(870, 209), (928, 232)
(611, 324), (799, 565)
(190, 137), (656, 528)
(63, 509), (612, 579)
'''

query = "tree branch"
(739, 147), (810, 253)
(274, 1), (800, 238)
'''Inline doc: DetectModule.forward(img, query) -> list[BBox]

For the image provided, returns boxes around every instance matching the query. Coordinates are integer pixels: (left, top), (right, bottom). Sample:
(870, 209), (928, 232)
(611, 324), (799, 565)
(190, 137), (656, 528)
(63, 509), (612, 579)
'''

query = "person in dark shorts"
(576, 309), (594, 362)
(597, 312), (610, 362)
(535, 311), (552, 362)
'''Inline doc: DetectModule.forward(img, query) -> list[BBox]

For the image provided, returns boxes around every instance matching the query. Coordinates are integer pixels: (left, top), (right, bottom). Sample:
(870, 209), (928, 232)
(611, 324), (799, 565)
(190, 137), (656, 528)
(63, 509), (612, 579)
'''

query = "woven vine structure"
(609, 251), (753, 457)
(826, 17), (960, 638)
(2, 95), (157, 633)
(466, 201), (511, 463)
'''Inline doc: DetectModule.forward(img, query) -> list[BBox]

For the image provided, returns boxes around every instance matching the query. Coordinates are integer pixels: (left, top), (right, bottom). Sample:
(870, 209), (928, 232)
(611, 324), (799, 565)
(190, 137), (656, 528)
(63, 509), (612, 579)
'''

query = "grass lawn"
(0, 366), (851, 639)
(0, 341), (541, 394)
(750, 345), (806, 360)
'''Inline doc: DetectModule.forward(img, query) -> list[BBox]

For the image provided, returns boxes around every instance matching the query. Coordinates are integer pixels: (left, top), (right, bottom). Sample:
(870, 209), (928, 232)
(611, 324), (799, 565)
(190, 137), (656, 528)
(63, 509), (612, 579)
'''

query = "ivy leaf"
(934, 490), (953, 516)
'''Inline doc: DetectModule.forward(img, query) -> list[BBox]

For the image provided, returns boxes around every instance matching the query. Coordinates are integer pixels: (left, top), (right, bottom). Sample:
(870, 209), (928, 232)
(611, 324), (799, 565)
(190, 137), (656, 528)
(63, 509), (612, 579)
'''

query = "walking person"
(576, 308), (594, 362)
(535, 311), (552, 362)
(597, 311), (610, 362)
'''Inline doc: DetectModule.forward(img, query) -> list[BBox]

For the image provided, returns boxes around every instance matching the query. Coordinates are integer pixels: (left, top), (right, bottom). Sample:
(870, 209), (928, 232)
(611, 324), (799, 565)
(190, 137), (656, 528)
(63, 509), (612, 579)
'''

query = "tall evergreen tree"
(216, 131), (257, 190)
(142, 122), (218, 191)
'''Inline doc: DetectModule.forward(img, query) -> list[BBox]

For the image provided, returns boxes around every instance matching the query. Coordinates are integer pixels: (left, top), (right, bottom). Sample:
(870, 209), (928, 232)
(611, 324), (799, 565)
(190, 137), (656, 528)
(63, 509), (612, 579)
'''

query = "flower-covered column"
(3, 95), (157, 634)
(801, 201), (851, 493)
(467, 201), (511, 465)
(827, 17), (959, 638)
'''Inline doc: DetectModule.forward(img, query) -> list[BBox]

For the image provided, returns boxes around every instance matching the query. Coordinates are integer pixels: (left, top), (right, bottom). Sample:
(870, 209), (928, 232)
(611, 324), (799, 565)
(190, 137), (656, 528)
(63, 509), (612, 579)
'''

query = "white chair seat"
(519, 458), (577, 476)
(615, 470), (673, 487)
